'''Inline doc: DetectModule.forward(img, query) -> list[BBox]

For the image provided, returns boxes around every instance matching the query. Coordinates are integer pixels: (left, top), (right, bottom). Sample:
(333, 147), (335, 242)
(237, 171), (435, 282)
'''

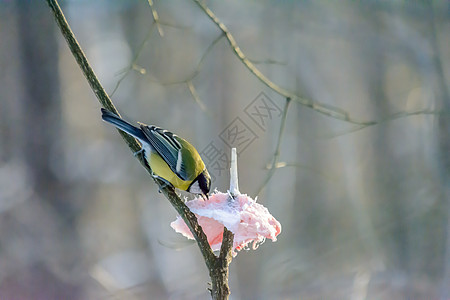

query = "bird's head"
(188, 169), (211, 199)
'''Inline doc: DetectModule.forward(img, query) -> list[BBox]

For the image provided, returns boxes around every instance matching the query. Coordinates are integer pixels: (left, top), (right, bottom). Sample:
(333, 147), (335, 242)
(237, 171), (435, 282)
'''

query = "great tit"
(101, 108), (211, 198)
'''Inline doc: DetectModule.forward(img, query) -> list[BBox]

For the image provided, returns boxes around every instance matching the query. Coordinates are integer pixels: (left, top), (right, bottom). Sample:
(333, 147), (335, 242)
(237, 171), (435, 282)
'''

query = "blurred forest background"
(1, 0), (449, 299)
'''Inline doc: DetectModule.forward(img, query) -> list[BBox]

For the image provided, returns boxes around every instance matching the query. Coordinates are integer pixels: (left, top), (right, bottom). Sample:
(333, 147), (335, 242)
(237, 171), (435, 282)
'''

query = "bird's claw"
(158, 181), (170, 193)
(133, 148), (144, 157)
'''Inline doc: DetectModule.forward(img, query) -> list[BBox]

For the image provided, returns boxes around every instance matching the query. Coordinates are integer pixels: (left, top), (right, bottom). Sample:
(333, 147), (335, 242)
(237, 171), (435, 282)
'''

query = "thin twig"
(111, 23), (156, 96)
(45, 0), (217, 277)
(255, 98), (292, 197)
(187, 80), (209, 114)
(143, 33), (223, 115)
(147, 0), (164, 37)
(159, 33), (224, 86)
(110, 19), (189, 96)
(265, 161), (338, 183)
(249, 58), (287, 66)
(119, 31), (223, 115)
(321, 109), (446, 139)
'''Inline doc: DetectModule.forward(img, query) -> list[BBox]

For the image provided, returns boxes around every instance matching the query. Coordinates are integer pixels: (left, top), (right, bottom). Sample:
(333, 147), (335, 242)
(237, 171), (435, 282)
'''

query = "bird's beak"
(203, 193), (209, 200)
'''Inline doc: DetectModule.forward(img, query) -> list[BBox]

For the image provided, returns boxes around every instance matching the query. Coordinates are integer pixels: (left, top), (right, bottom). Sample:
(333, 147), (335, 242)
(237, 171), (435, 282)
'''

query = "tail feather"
(101, 108), (146, 141)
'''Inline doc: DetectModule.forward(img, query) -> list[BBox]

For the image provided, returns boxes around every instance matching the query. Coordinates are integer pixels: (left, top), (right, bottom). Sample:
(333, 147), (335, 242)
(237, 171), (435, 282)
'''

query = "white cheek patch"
(189, 181), (202, 194)
(142, 143), (153, 160)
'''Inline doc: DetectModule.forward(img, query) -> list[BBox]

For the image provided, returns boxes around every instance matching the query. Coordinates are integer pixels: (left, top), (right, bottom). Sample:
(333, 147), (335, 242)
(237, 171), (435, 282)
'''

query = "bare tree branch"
(111, 23), (156, 96)
(188, 80), (209, 114)
(322, 109), (445, 139)
(255, 98), (292, 197)
(111, 19), (188, 96)
(45, 1), (231, 298)
(189, 1), (448, 195)
(161, 33), (224, 86)
(209, 148), (239, 300)
(147, 0), (164, 37)
(249, 58), (287, 66)
(191, 0), (375, 126)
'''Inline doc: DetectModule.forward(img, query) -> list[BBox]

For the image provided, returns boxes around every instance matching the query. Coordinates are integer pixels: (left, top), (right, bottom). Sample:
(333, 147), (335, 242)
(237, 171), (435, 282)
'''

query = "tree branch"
(209, 148), (239, 300)
(191, 0), (374, 126)
(209, 226), (233, 300)
(147, 0), (164, 37)
(111, 22), (156, 97)
(45, 0), (218, 286)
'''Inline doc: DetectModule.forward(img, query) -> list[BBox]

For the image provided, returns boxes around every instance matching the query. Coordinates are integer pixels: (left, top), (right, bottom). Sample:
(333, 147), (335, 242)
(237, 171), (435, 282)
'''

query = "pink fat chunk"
(170, 192), (281, 255)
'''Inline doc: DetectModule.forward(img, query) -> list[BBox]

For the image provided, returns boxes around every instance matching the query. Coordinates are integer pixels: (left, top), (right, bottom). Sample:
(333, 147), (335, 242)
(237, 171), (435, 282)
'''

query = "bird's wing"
(140, 125), (189, 180)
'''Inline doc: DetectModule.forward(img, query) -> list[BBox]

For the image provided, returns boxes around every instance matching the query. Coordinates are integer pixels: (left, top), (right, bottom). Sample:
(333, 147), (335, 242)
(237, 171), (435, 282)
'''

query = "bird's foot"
(158, 182), (170, 193)
(133, 148), (144, 157)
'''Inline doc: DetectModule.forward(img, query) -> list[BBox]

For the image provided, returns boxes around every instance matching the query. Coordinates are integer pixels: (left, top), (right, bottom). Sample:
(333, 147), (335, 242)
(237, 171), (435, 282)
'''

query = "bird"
(101, 108), (211, 199)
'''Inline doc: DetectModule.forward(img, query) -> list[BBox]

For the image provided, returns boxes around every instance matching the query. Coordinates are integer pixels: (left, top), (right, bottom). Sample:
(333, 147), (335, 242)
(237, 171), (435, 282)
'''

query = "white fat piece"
(176, 150), (182, 173)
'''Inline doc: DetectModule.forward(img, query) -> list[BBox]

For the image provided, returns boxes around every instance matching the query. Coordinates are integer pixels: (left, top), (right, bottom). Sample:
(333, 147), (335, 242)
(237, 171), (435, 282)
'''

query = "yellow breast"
(148, 152), (192, 190)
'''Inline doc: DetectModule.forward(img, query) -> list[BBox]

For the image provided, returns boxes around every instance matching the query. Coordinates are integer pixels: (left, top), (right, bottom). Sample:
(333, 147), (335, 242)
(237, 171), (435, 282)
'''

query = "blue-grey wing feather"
(140, 126), (189, 180)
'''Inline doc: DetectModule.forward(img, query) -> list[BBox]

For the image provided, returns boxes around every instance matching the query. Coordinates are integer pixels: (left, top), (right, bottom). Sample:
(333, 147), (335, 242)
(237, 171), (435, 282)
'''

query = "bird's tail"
(101, 108), (146, 141)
